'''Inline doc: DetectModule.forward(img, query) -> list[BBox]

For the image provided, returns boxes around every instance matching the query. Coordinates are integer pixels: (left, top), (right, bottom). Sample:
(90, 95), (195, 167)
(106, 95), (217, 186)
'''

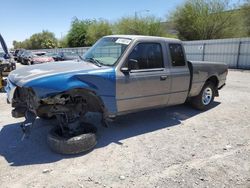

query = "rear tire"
(190, 82), (215, 111)
(47, 124), (97, 154)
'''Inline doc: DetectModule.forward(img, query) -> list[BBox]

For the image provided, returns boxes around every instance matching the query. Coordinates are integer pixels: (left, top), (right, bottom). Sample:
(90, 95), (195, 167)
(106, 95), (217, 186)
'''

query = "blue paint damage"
(22, 67), (117, 113)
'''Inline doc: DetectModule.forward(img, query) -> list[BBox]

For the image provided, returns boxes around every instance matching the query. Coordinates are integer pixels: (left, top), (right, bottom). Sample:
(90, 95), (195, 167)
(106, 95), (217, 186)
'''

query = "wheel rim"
(202, 87), (213, 105)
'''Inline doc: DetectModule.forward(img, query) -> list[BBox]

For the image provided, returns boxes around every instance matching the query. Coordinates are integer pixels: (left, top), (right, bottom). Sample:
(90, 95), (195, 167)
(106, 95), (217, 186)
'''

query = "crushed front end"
(5, 78), (106, 137)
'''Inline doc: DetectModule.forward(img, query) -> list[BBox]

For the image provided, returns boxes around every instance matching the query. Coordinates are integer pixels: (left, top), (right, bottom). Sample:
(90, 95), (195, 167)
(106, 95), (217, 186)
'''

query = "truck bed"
(188, 61), (228, 97)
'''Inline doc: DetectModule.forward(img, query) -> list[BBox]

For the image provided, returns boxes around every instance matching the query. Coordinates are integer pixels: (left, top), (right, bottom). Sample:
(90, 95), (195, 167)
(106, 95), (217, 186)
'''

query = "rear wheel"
(190, 82), (215, 110)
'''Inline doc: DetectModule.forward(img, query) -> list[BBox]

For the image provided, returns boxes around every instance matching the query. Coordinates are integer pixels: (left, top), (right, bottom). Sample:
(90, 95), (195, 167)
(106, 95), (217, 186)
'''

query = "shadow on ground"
(0, 102), (220, 166)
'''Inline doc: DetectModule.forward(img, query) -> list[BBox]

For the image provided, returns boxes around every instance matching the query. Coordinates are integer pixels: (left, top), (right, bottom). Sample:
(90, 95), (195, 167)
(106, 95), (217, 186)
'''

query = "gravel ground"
(0, 68), (249, 188)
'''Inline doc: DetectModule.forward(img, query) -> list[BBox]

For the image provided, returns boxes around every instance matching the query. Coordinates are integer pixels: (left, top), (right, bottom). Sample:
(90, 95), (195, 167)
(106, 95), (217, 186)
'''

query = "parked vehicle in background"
(0, 51), (5, 61)
(21, 51), (32, 64)
(54, 51), (79, 61)
(45, 52), (59, 60)
(13, 49), (20, 59)
(22, 51), (54, 65)
(21, 51), (45, 65)
(16, 50), (26, 62)
(5, 35), (228, 154)
(0, 58), (16, 77)
(0, 33), (16, 89)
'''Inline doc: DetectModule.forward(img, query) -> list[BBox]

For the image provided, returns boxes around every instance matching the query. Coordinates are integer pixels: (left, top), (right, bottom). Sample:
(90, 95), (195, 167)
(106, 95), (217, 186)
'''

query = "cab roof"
(104, 35), (180, 43)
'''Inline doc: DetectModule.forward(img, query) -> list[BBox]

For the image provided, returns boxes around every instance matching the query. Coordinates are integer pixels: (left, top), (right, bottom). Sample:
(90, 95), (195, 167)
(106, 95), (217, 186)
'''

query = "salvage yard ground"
(0, 67), (250, 188)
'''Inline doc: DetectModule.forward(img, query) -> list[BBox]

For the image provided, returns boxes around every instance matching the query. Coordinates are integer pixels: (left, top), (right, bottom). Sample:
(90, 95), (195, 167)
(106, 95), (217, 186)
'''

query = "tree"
(170, 0), (237, 40)
(58, 36), (68, 48)
(13, 31), (58, 49)
(114, 16), (170, 37)
(241, 0), (250, 36)
(29, 31), (58, 49)
(67, 18), (93, 47)
(86, 19), (113, 45)
(13, 40), (23, 49)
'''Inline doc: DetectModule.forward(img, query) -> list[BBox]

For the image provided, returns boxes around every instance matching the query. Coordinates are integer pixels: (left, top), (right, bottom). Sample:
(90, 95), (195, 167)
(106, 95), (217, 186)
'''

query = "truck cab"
(115, 36), (190, 113)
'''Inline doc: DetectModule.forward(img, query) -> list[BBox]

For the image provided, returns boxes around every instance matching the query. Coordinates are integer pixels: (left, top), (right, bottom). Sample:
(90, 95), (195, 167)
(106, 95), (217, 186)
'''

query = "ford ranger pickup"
(5, 35), (228, 154)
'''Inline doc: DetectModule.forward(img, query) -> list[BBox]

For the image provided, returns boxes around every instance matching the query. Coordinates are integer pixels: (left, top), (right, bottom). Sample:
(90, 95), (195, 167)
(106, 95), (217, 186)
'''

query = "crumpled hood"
(8, 60), (105, 86)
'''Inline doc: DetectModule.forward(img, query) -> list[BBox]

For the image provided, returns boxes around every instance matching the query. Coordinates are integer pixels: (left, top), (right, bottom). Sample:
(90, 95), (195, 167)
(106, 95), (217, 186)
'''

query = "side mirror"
(121, 67), (130, 74)
(121, 59), (138, 74)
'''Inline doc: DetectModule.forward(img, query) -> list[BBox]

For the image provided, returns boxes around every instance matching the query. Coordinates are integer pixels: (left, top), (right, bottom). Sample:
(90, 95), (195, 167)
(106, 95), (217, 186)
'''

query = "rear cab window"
(169, 43), (186, 66)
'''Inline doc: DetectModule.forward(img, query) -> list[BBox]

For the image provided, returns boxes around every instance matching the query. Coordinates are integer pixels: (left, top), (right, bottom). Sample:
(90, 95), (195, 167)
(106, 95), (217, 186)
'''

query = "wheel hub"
(202, 87), (212, 105)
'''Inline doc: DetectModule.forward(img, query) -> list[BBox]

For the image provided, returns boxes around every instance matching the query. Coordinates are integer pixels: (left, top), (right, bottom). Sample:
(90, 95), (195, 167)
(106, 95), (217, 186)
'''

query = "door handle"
(160, 75), (168, 81)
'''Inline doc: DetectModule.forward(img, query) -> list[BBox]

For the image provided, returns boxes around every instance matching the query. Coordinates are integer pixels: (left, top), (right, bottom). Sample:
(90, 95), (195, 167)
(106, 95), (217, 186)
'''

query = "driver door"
(116, 42), (171, 113)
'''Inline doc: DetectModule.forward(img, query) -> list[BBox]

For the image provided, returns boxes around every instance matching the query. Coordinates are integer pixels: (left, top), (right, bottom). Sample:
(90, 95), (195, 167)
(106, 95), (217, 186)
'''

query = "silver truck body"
(114, 35), (227, 115)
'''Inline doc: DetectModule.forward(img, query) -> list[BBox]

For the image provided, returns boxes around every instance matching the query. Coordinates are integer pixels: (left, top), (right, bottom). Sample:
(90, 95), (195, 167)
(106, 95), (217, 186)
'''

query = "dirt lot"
(0, 68), (249, 188)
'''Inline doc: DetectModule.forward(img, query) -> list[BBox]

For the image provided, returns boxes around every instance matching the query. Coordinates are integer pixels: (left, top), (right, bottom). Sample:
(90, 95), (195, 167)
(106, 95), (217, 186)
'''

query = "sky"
(0, 0), (243, 48)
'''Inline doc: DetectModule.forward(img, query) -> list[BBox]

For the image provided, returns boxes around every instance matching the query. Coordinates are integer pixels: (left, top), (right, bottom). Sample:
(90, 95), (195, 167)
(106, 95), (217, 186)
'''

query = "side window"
(128, 43), (163, 70)
(169, 44), (185, 66)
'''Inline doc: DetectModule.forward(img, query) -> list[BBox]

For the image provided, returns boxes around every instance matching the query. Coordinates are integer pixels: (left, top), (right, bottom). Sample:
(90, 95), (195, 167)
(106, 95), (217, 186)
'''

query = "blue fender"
(24, 68), (117, 114)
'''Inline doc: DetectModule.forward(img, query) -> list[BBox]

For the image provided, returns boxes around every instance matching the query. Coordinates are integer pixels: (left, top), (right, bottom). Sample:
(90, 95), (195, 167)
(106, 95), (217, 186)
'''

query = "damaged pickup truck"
(5, 35), (228, 154)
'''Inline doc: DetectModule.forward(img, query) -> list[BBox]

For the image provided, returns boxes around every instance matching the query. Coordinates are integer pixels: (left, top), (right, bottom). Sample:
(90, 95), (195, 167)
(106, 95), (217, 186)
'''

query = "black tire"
(47, 124), (97, 154)
(190, 81), (215, 111)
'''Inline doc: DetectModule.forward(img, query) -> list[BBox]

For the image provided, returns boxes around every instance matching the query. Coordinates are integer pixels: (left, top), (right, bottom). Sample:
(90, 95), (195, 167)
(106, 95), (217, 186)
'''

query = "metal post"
(202, 43), (206, 61)
(236, 41), (241, 69)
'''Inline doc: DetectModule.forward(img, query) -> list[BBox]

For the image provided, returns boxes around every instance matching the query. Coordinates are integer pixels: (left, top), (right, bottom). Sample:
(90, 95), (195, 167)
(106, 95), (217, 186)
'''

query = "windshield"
(82, 37), (131, 66)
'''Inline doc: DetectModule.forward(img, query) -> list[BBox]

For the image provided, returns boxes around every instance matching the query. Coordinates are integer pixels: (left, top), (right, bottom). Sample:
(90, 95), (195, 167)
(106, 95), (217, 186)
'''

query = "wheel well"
(206, 76), (219, 87)
(37, 88), (105, 117)
(206, 76), (219, 96)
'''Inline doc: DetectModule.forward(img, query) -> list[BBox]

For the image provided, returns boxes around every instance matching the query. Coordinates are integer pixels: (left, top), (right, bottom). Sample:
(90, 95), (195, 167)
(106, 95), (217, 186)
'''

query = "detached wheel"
(47, 124), (97, 154)
(190, 82), (215, 110)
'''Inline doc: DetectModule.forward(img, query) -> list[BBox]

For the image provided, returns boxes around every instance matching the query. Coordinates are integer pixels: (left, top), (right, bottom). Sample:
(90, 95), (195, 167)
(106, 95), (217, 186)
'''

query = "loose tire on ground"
(190, 81), (215, 111)
(47, 124), (97, 154)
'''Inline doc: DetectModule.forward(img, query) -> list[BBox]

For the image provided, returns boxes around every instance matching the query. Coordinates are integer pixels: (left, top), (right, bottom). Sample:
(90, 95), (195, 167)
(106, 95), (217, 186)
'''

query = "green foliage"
(228, 9), (248, 38)
(171, 0), (238, 40)
(58, 36), (68, 48)
(86, 20), (113, 45)
(12, 41), (23, 49)
(241, 0), (250, 36)
(13, 31), (58, 49)
(67, 18), (93, 47)
(114, 16), (170, 37)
